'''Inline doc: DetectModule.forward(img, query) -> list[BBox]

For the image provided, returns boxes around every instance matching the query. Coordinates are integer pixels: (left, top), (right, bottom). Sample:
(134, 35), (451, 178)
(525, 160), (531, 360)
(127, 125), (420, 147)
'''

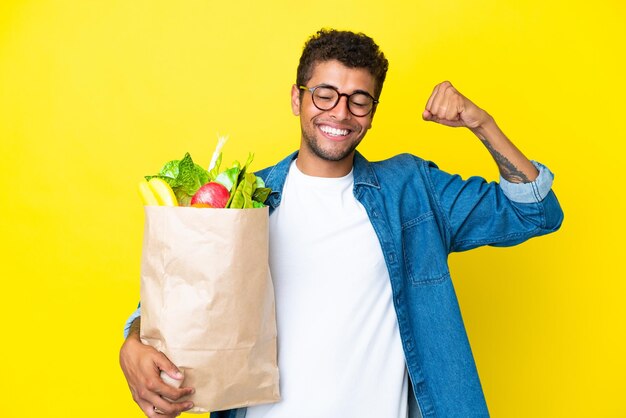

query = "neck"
(296, 148), (355, 178)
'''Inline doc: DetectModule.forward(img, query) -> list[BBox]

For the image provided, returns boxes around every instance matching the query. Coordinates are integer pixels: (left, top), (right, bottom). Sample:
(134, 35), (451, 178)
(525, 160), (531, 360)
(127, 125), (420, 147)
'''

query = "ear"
(291, 84), (301, 116)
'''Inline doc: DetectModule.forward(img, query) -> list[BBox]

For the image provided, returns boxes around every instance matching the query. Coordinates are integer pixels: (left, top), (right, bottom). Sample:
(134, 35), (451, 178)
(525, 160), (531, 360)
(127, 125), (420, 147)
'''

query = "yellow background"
(1, 0), (624, 416)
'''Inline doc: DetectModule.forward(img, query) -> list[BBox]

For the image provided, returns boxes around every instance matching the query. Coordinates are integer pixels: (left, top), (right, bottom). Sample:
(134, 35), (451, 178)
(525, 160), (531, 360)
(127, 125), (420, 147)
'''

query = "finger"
(152, 354), (194, 401)
(444, 89), (461, 121)
(428, 80), (449, 111)
(146, 390), (194, 417)
(422, 109), (433, 121)
(425, 112), (464, 128)
(153, 406), (178, 418)
(151, 378), (194, 402)
(425, 113), (441, 124)
(440, 82), (457, 116)
(136, 398), (177, 418)
(425, 93), (434, 112)
(154, 352), (183, 382)
(160, 370), (184, 389)
(134, 374), (192, 405)
(425, 83), (441, 111)
(429, 86), (447, 119)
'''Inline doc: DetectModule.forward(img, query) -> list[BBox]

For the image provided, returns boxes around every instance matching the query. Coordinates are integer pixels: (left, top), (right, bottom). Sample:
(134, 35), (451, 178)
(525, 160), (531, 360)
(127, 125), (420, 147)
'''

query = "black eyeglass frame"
(298, 84), (379, 117)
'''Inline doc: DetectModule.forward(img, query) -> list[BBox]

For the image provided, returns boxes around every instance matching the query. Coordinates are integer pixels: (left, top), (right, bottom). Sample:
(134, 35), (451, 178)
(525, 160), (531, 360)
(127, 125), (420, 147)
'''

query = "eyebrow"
(316, 83), (374, 97)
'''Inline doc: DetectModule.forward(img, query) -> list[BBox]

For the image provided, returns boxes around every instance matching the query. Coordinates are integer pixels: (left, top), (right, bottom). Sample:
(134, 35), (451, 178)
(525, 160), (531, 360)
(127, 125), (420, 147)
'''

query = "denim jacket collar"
(264, 150), (380, 209)
(353, 151), (381, 189)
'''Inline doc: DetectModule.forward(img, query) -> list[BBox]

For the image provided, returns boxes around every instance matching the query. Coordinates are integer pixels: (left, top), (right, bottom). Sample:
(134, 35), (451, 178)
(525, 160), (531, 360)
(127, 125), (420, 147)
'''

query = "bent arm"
(424, 159), (563, 252)
(421, 81), (563, 250)
(470, 116), (539, 183)
(422, 80), (540, 184)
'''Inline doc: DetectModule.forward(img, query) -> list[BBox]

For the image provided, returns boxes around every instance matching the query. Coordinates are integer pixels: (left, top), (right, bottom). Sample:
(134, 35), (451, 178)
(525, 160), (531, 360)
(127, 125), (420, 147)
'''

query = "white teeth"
(320, 125), (349, 136)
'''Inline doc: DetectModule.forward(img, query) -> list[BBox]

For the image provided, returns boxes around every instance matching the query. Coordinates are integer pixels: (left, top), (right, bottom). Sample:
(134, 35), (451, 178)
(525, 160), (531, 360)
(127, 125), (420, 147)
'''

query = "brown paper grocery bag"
(139, 206), (280, 413)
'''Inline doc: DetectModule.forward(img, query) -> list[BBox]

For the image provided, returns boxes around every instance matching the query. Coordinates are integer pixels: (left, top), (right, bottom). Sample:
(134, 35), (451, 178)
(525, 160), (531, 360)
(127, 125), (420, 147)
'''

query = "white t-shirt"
(246, 161), (408, 418)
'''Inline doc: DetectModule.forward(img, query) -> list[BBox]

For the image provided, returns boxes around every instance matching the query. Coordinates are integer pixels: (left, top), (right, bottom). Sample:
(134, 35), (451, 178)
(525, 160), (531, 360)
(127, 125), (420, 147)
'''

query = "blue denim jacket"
(210, 150), (563, 418)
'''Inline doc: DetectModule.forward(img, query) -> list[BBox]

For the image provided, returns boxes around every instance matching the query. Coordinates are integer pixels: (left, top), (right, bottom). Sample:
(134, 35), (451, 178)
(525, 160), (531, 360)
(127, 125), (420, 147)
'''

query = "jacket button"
(406, 339), (414, 351)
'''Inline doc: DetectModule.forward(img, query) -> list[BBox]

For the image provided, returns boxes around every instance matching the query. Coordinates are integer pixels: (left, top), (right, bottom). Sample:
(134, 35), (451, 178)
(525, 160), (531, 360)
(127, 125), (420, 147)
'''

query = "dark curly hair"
(296, 29), (389, 100)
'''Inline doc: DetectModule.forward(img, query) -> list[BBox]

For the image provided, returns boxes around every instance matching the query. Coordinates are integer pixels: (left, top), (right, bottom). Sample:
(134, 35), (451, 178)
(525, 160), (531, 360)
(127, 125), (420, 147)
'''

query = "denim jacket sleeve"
(424, 159), (564, 252)
(123, 305), (141, 339)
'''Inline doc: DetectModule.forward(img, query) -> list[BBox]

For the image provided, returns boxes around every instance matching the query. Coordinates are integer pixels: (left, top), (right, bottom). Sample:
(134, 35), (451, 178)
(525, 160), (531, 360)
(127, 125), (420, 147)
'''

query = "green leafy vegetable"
(252, 187), (271, 204)
(229, 172), (257, 209)
(144, 139), (271, 208)
(145, 152), (209, 206)
(238, 153), (255, 183)
(215, 166), (240, 192)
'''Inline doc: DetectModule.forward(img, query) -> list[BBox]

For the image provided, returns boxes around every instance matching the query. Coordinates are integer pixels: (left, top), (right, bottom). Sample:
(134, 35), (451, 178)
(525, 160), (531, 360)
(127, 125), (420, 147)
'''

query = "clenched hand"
(422, 81), (491, 129)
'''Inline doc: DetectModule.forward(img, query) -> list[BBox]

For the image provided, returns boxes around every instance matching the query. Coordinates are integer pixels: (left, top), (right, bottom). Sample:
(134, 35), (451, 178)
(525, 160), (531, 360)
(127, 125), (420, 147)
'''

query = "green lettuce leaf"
(215, 166), (240, 192)
(252, 187), (271, 204)
(145, 152), (209, 206)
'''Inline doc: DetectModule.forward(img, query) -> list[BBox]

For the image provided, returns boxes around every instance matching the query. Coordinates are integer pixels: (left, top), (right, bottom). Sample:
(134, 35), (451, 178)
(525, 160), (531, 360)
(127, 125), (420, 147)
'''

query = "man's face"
(291, 60), (377, 165)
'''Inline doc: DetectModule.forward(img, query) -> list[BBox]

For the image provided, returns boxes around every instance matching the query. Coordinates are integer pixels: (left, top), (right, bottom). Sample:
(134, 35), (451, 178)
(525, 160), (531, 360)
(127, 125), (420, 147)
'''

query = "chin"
(311, 140), (359, 162)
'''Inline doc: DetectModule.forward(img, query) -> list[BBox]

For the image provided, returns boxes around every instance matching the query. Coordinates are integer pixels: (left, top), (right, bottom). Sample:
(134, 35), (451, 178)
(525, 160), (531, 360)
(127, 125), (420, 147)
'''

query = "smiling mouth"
(318, 124), (352, 138)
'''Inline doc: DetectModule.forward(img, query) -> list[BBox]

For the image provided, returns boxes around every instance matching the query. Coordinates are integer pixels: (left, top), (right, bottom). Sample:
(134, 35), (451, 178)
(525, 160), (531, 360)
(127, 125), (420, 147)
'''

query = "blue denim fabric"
(124, 304), (141, 338)
(213, 151), (562, 418)
(130, 151), (563, 417)
(499, 161), (553, 204)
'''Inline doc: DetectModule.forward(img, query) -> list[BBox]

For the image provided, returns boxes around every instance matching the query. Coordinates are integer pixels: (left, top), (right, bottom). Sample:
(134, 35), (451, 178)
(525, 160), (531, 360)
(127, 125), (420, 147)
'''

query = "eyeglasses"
(299, 85), (379, 117)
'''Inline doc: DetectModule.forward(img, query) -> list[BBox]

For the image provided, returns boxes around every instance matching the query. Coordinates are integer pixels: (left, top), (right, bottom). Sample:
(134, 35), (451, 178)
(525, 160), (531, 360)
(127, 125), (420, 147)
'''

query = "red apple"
(191, 182), (230, 208)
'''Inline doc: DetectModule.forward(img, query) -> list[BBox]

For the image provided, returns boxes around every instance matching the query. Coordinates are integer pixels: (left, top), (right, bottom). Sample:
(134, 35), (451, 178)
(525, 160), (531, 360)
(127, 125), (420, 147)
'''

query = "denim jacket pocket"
(402, 211), (450, 285)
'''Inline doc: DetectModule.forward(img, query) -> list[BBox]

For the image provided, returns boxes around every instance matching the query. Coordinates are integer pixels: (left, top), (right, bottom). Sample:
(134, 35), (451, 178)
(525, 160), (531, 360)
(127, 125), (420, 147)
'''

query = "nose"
(328, 94), (351, 120)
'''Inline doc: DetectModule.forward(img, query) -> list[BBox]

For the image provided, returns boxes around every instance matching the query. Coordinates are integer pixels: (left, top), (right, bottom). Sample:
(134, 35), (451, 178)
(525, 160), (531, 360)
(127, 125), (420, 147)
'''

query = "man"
(120, 29), (563, 417)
